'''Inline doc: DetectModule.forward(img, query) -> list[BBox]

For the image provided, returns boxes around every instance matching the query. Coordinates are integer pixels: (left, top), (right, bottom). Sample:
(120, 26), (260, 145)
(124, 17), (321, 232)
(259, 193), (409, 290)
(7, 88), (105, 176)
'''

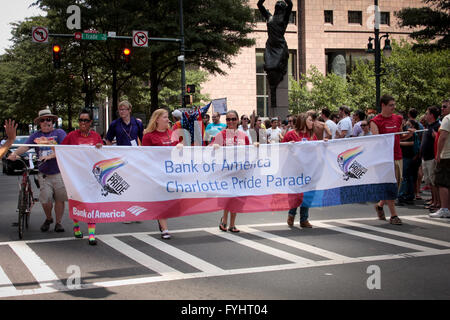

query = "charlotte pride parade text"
(164, 158), (312, 193)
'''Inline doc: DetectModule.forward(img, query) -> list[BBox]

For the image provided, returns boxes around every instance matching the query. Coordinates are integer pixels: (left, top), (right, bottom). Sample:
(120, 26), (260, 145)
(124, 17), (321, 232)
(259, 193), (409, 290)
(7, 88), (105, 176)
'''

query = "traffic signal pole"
(179, 0), (186, 109)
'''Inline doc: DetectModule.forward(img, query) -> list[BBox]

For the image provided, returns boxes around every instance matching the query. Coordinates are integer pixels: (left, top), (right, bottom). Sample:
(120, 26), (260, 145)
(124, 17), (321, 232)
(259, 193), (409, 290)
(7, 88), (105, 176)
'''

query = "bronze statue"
(257, 0), (292, 108)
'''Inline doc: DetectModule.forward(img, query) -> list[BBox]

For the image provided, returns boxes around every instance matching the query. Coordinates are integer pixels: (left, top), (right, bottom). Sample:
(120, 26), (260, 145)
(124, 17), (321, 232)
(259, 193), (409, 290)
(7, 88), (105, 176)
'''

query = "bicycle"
(15, 158), (39, 239)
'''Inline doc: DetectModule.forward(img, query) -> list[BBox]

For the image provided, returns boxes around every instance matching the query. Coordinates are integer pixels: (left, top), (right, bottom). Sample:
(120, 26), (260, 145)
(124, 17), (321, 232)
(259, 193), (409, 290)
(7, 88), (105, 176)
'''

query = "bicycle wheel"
(17, 185), (28, 239)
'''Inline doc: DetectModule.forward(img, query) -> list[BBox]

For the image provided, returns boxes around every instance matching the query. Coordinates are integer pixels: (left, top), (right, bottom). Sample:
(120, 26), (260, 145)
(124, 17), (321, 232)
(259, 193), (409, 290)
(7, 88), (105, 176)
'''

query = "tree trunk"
(112, 68), (118, 120)
(150, 63), (159, 115)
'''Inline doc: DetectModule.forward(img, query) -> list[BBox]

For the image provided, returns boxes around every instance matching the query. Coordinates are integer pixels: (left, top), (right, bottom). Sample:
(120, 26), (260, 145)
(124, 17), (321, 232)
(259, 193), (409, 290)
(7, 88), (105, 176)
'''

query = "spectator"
(266, 117), (283, 143)
(282, 113), (317, 228)
(421, 106), (441, 212)
(351, 110), (366, 137)
(142, 109), (180, 239)
(238, 114), (253, 143)
(204, 112), (226, 143)
(105, 100), (143, 146)
(321, 108), (337, 139)
(336, 105), (352, 138)
(0, 120), (17, 159)
(212, 110), (250, 233)
(430, 112), (450, 218)
(308, 110), (330, 140)
(360, 120), (372, 136)
(370, 95), (406, 225)
(250, 111), (267, 143)
(8, 108), (68, 232)
(61, 109), (103, 245)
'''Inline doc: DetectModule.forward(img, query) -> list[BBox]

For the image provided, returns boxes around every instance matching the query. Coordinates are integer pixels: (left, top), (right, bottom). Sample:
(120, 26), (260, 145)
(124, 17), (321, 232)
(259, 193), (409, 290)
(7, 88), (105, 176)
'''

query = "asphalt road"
(0, 169), (449, 305)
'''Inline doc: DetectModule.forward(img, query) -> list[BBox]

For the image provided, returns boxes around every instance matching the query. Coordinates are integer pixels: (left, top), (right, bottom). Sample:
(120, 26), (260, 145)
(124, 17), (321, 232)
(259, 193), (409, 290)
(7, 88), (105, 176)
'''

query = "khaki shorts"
(38, 173), (68, 204)
(422, 159), (436, 186)
(395, 159), (403, 190)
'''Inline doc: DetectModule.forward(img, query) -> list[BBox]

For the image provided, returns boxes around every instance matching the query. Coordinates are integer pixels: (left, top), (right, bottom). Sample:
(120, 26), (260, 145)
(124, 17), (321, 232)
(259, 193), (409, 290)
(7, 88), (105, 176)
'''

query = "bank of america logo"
(127, 206), (147, 216)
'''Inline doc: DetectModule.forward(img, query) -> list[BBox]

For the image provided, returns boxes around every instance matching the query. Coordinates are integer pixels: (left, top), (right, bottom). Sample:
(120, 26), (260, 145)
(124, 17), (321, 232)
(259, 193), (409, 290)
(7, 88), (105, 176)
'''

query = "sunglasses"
(79, 118), (91, 123)
(226, 117), (238, 121)
(242, 118), (249, 121)
(442, 105), (448, 109)
(360, 124), (368, 127)
(39, 117), (54, 123)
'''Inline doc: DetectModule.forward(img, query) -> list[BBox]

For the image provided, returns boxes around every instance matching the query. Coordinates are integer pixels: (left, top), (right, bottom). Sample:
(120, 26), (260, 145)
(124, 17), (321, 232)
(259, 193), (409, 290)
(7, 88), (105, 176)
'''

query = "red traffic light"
(52, 44), (61, 53)
(186, 85), (195, 93)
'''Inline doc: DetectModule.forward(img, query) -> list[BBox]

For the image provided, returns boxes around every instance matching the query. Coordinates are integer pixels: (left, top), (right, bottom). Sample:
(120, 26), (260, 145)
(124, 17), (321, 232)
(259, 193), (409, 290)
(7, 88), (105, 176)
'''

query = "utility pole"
(179, 0), (186, 108)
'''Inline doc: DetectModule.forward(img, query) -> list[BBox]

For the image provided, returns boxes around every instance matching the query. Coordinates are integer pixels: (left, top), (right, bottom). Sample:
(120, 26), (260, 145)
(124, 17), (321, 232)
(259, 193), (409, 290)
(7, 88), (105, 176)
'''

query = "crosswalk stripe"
(8, 242), (65, 292)
(97, 235), (182, 277)
(337, 220), (450, 248)
(206, 229), (315, 265)
(314, 222), (439, 252)
(402, 216), (450, 228)
(0, 266), (18, 297)
(238, 226), (350, 261)
(132, 234), (224, 273)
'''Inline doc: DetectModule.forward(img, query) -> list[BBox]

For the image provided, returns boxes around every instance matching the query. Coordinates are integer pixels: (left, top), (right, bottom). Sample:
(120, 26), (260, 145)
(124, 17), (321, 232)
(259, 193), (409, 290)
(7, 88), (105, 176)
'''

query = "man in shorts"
(8, 108), (68, 232)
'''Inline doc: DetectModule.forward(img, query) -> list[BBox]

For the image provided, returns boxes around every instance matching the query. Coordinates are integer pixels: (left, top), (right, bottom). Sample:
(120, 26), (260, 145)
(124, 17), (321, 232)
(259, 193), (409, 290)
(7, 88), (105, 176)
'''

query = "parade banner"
(55, 134), (398, 223)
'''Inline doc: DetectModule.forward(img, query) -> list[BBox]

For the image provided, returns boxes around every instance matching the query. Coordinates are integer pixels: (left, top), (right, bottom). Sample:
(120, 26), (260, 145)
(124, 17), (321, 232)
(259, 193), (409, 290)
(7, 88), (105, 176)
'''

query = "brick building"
(201, 0), (423, 119)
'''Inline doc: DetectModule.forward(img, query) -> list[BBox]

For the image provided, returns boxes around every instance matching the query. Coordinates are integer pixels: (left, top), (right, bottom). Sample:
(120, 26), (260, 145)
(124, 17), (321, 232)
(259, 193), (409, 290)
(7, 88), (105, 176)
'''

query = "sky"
(0, 0), (44, 54)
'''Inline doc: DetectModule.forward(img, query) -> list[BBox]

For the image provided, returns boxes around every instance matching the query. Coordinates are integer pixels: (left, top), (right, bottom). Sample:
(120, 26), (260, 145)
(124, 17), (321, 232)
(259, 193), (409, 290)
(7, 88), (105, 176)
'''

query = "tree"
(395, 0), (450, 50)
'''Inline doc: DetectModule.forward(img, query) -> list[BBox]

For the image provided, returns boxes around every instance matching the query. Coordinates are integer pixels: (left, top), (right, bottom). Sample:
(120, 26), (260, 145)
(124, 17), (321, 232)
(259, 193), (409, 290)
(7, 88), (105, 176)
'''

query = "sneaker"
(389, 216), (402, 225)
(161, 230), (171, 240)
(287, 215), (294, 227)
(374, 204), (386, 220)
(300, 220), (313, 228)
(429, 208), (450, 218)
(54, 223), (65, 232)
(40, 218), (53, 232)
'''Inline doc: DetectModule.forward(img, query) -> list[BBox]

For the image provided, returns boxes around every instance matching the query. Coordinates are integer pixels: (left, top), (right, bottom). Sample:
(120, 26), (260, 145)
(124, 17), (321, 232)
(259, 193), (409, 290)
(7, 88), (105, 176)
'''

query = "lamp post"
(366, 0), (392, 113)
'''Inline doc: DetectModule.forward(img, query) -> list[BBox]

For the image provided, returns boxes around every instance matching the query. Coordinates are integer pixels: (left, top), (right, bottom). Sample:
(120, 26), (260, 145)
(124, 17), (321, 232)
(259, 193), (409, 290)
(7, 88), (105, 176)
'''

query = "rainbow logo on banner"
(337, 146), (365, 181)
(92, 157), (128, 196)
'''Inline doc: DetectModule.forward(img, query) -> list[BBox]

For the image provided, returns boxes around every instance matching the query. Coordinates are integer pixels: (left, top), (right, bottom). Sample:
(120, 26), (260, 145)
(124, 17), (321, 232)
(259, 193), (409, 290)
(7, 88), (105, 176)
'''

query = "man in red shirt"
(370, 95), (410, 225)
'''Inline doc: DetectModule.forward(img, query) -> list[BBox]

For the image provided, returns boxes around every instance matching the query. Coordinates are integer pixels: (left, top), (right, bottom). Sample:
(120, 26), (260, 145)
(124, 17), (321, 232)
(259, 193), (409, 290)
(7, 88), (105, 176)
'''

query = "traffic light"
(122, 48), (131, 69)
(52, 44), (61, 69)
(184, 95), (193, 105)
(186, 84), (195, 93)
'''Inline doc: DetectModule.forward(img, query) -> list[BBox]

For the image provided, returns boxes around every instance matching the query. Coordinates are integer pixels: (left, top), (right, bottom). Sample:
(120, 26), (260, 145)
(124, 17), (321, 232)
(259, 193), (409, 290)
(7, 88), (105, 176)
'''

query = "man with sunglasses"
(8, 108), (68, 233)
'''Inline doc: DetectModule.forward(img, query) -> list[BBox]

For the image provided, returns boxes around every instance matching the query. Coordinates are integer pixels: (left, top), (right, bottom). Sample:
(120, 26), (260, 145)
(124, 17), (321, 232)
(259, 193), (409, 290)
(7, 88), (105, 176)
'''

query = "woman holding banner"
(211, 110), (250, 233)
(142, 109), (179, 240)
(61, 109), (103, 245)
(282, 113), (317, 228)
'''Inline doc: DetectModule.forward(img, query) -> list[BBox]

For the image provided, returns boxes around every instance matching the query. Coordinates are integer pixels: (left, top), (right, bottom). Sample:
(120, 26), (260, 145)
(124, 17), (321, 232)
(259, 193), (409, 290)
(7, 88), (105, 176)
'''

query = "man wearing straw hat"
(8, 108), (68, 233)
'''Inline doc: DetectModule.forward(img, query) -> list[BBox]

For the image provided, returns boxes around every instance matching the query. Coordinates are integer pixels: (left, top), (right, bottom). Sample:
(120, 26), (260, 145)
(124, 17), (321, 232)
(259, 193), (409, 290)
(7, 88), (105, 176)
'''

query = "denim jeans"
(288, 206), (309, 222)
(398, 157), (417, 201)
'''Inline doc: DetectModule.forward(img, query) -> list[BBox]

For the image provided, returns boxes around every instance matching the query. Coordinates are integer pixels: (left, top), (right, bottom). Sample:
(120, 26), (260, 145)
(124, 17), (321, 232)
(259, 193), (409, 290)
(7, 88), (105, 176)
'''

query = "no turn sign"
(32, 27), (49, 43)
(132, 31), (148, 47)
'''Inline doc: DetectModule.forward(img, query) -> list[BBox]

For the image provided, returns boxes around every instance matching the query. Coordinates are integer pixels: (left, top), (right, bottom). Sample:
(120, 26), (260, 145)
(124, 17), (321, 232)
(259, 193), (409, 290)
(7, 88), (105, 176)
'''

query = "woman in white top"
(238, 114), (253, 144)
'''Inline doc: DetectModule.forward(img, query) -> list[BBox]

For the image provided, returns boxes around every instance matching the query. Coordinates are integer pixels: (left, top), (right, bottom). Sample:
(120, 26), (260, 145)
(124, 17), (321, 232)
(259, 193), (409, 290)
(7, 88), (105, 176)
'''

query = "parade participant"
(282, 113), (317, 228)
(266, 117), (283, 143)
(204, 112), (226, 144)
(211, 110), (250, 233)
(61, 109), (103, 245)
(351, 110), (366, 137)
(105, 100), (143, 146)
(8, 108), (67, 232)
(238, 114), (253, 143)
(0, 119), (17, 158)
(336, 105), (353, 138)
(142, 109), (180, 239)
(321, 108), (337, 139)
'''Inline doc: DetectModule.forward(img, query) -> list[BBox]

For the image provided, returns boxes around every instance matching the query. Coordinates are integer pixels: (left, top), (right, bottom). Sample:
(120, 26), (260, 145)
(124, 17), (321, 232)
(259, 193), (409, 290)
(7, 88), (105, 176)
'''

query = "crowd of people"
(1, 95), (449, 245)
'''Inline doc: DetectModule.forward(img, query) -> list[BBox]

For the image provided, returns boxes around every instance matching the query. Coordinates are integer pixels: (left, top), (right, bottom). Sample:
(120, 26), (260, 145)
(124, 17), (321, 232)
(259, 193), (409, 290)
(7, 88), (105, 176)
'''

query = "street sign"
(74, 32), (82, 40)
(82, 33), (107, 41)
(32, 27), (49, 43)
(132, 31), (148, 47)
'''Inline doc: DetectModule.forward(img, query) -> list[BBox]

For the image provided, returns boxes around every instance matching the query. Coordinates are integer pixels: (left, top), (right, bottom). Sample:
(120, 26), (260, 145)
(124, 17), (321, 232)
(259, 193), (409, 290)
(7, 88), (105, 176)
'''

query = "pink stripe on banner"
(69, 194), (303, 223)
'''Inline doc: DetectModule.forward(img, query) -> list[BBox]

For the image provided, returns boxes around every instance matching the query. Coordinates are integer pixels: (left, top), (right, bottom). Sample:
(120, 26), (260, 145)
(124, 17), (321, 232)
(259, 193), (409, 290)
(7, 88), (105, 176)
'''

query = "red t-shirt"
(142, 129), (178, 146)
(282, 130), (317, 142)
(371, 114), (403, 160)
(210, 129), (250, 146)
(61, 130), (103, 146)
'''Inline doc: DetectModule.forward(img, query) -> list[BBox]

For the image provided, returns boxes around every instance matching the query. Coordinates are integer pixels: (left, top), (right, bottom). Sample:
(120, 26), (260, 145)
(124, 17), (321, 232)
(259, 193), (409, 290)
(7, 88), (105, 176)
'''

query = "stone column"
(268, 74), (289, 120)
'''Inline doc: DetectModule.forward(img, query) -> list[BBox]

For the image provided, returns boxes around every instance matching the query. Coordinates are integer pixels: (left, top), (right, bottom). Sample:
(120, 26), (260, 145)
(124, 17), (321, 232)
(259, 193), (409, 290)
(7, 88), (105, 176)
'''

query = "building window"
(324, 10), (333, 24)
(380, 12), (390, 25)
(348, 11), (362, 25)
(254, 9), (297, 25)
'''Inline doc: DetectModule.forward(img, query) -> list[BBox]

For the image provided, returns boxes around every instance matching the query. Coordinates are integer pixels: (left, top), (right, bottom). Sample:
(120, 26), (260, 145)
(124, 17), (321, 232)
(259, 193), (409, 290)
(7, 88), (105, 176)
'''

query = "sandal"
(390, 216), (402, 225)
(374, 204), (386, 220)
(219, 218), (227, 232)
(228, 226), (240, 233)
(425, 204), (437, 210)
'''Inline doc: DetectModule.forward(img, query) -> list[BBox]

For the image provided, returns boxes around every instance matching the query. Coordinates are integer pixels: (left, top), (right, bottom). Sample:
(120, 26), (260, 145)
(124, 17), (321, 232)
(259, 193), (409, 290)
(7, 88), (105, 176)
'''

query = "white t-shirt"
(238, 125), (253, 144)
(337, 116), (353, 138)
(325, 119), (337, 139)
(266, 127), (282, 143)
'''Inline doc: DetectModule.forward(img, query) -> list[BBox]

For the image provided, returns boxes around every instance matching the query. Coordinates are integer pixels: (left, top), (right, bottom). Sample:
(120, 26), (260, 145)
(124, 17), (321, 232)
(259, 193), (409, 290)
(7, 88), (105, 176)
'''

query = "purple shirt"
(106, 117), (143, 146)
(25, 129), (66, 175)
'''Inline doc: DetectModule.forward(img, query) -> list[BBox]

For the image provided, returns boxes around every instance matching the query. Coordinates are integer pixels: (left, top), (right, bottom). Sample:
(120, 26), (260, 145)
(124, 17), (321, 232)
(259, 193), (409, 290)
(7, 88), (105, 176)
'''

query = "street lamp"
(366, 0), (392, 113)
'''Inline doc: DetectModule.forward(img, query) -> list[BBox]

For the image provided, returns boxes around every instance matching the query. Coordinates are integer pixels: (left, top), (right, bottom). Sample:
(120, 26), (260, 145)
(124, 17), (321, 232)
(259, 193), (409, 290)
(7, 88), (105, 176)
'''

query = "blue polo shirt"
(106, 117), (143, 146)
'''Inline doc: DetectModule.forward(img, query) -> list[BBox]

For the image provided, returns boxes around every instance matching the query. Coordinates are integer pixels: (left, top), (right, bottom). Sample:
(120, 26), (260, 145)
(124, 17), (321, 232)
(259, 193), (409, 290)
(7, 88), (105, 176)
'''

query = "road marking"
(238, 226), (350, 261)
(313, 221), (439, 252)
(206, 229), (315, 265)
(0, 266), (18, 297)
(8, 242), (65, 292)
(97, 235), (182, 277)
(402, 216), (450, 228)
(337, 220), (450, 248)
(132, 234), (224, 273)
